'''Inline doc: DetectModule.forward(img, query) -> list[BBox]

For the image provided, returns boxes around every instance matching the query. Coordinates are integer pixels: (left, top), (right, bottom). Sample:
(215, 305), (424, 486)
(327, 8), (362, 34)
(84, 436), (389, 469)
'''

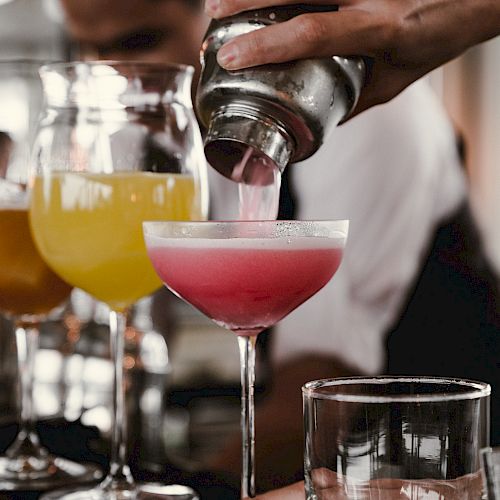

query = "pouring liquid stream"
(231, 146), (282, 221)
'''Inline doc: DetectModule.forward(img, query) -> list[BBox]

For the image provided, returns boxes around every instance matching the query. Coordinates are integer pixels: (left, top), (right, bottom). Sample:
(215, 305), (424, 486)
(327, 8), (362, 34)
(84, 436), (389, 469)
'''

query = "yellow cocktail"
(30, 171), (202, 312)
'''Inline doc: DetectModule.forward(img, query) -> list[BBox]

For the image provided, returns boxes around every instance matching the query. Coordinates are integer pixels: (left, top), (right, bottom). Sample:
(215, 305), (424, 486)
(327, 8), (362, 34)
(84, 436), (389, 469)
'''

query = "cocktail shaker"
(196, 5), (365, 184)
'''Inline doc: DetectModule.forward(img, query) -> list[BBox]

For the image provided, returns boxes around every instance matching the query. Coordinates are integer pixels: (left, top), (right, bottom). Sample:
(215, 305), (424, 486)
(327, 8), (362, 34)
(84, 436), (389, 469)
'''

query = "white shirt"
(209, 80), (467, 374)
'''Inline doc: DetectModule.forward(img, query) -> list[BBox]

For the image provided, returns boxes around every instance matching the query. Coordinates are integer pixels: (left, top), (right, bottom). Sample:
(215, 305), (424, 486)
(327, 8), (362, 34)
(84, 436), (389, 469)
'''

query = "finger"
(216, 10), (381, 70)
(205, 0), (354, 19)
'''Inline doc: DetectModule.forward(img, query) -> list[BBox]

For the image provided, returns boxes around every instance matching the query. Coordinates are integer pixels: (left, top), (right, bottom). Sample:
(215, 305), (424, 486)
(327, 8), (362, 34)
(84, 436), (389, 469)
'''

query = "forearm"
(444, 0), (500, 57)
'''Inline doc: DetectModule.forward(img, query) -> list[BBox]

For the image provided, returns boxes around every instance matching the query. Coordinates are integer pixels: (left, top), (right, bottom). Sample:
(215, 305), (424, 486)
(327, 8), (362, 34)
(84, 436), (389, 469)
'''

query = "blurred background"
(0, 0), (497, 493)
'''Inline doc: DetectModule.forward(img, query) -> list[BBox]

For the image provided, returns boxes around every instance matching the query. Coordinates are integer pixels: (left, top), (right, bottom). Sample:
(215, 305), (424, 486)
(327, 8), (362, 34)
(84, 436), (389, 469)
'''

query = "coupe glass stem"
(237, 334), (257, 499)
(100, 309), (135, 493)
(6, 320), (47, 462)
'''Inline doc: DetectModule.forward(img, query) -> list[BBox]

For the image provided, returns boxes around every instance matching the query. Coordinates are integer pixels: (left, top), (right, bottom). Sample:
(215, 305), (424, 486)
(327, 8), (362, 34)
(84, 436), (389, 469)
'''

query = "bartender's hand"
(205, 0), (500, 118)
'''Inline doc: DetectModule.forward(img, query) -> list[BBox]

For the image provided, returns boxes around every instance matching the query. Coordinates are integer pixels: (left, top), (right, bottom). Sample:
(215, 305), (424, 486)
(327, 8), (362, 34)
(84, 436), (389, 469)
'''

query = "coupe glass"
(0, 60), (101, 489)
(143, 219), (348, 498)
(303, 376), (490, 499)
(29, 61), (207, 499)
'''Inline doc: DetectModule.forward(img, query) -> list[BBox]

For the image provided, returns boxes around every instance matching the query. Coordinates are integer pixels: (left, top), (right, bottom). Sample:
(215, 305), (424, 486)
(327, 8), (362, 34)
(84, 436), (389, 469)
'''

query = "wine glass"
(143, 219), (348, 498)
(0, 60), (101, 489)
(29, 61), (207, 499)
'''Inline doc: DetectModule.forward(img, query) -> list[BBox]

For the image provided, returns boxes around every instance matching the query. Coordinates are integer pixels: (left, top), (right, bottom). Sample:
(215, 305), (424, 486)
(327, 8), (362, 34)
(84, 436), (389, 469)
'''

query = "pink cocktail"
(143, 220), (348, 498)
(148, 238), (343, 335)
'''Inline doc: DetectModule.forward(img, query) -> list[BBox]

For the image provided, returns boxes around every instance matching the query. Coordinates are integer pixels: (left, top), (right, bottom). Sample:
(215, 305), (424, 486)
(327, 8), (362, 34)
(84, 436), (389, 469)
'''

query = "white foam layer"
(145, 234), (346, 250)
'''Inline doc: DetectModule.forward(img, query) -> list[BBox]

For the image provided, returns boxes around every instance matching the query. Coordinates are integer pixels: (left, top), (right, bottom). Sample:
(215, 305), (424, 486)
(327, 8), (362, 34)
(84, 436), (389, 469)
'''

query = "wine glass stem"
(104, 309), (134, 490)
(7, 320), (44, 457)
(238, 335), (257, 499)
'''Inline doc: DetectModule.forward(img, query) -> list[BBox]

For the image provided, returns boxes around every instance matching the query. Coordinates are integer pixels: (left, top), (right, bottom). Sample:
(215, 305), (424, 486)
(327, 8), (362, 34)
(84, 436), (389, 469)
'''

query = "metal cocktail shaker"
(196, 5), (365, 184)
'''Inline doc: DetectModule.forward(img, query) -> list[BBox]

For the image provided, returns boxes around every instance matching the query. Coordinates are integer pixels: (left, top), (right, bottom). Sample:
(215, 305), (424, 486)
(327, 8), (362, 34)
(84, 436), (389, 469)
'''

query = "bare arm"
(206, 0), (500, 118)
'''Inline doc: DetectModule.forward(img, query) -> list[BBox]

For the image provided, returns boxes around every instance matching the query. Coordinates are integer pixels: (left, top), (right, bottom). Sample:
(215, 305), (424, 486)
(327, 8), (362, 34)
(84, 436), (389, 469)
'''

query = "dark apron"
(386, 201), (500, 444)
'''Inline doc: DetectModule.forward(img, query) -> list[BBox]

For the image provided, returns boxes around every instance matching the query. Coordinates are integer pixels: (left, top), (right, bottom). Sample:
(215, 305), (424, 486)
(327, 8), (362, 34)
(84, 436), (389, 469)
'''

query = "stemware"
(143, 219), (348, 498)
(29, 61), (207, 499)
(0, 60), (101, 490)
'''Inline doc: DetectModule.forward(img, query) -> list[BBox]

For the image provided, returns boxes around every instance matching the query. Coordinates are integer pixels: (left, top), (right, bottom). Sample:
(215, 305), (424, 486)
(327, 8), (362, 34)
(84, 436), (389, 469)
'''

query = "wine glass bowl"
(30, 61), (207, 313)
(0, 192), (71, 317)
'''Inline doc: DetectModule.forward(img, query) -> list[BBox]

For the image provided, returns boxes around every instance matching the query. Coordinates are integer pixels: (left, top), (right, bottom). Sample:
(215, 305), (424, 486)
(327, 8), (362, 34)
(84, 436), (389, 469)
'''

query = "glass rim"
(39, 59), (194, 76)
(143, 219), (349, 230)
(302, 376), (491, 403)
(143, 219), (349, 240)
